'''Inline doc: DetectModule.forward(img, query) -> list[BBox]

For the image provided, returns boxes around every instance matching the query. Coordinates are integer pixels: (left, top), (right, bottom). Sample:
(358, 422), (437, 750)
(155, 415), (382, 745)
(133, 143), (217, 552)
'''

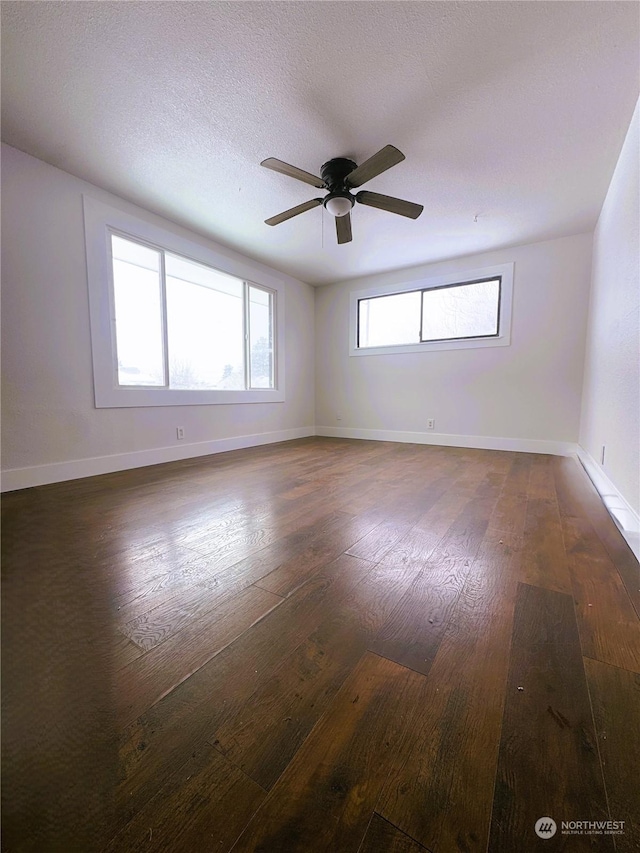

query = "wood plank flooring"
(2, 437), (639, 853)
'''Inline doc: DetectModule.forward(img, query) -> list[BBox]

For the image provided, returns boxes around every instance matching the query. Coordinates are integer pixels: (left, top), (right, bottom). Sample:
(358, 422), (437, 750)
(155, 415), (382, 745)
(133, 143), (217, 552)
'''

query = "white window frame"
(83, 196), (285, 407)
(349, 263), (514, 357)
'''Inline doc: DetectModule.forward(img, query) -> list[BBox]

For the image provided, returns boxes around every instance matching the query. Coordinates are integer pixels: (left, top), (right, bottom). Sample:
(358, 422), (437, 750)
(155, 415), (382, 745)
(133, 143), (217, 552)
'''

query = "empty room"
(2, 2), (639, 851)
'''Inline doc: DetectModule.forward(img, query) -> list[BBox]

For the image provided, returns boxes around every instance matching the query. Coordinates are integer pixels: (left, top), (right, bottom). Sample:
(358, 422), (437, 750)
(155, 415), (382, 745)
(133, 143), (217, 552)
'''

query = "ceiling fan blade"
(345, 145), (405, 188)
(335, 211), (352, 245)
(356, 191), (423, 219)
(265, 198), (323, 226)
(261, 158), (325, 188)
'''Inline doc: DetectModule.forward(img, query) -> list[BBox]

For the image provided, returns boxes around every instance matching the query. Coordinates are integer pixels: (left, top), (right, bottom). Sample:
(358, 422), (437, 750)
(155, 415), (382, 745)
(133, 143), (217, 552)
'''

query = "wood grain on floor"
(2, 438), (638, 853)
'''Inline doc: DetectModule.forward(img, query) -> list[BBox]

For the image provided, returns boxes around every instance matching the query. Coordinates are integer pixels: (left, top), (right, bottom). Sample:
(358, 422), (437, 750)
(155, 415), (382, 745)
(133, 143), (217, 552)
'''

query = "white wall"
(315, 233), (593, 453)
(1, 145), (315, 487)
(579, 99), (640, 517)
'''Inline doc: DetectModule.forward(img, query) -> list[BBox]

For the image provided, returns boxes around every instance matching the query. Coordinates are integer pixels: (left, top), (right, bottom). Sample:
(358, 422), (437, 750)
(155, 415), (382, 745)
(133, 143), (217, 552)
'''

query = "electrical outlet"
(601, 445), (606, 465)
(336, 414), (342, 421)
(176, 427), (185, 440)
(427, 418), (435, 430)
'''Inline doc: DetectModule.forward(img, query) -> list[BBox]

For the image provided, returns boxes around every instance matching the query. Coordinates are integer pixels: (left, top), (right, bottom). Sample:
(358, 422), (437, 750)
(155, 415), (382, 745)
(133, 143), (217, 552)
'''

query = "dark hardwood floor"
(2, 438), (639, 852)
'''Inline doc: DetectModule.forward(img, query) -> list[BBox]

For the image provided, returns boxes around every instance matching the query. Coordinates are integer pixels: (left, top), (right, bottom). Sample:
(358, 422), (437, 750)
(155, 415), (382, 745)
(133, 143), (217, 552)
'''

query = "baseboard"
(0, 425), (580, 493)
(576, 446), (640, 560)
(316, 425), (576, 457)
(0, 426), (316, 492)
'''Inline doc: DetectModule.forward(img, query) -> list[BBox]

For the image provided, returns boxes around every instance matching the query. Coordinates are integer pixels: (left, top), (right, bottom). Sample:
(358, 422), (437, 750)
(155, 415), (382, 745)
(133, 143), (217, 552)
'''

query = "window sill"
(95, 387), (285, 408)
(350, 335), (510, 357)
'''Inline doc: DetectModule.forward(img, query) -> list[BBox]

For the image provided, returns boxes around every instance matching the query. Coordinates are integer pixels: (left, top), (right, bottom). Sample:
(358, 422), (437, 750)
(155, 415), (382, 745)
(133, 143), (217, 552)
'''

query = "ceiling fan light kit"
(261, 145), (424, 244)
(324, 194), (353, 217)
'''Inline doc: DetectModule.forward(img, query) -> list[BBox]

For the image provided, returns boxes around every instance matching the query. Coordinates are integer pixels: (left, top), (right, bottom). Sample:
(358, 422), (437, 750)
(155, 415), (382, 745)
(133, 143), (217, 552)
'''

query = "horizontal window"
(111, 234), (274, 391)
(83, 197), (284, 407)
(350, 264), (513, 356)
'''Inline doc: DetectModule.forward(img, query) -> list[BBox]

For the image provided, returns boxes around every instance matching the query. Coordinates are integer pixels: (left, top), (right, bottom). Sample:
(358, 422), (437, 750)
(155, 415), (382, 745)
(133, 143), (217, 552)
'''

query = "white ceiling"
(2, 1), (638, 286)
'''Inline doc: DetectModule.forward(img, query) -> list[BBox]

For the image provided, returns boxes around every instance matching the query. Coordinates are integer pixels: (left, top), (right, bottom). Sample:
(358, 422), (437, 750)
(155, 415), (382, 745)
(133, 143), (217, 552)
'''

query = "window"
(111, 234), (274, 391)
(350, 264), (513, 356)
(84, 197), (284, 407)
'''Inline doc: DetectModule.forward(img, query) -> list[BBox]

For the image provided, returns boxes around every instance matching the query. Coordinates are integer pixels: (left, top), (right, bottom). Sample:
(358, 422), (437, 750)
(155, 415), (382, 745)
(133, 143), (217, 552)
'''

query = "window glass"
(249, 286), (273, 388)
(421, 279), (500, 341)
(165, 254), (244, 389)
(109, 237), (275, 393)
(111, 235), (165, 386)
(358, 290), (421, 347)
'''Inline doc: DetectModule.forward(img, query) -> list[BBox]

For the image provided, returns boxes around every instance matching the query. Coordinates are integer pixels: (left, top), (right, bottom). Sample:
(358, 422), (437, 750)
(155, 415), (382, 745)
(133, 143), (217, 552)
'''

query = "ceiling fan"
(261, 145), (424, 244)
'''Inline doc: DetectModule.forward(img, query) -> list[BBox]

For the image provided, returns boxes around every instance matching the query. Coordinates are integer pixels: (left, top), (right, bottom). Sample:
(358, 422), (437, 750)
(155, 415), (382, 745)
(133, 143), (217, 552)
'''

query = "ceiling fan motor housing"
(320, 157), (357, 192)
(321, 158), (357, 215)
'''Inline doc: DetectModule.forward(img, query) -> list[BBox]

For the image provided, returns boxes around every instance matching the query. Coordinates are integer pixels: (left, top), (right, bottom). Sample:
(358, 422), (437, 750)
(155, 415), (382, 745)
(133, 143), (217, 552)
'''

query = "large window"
(350, 264), (513, 356)
(111, 234), (274, 391)
(84, 197), (284, 407)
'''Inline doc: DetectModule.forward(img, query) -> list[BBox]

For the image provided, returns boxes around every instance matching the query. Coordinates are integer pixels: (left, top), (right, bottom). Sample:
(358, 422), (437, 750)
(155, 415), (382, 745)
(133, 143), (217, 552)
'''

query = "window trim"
(83, 195), (285, 407)
(349, 263), (514, 357)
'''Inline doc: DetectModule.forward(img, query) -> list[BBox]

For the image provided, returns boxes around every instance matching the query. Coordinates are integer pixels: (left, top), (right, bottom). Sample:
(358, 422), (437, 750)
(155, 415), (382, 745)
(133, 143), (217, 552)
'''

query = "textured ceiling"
(2, 1), (639, 285)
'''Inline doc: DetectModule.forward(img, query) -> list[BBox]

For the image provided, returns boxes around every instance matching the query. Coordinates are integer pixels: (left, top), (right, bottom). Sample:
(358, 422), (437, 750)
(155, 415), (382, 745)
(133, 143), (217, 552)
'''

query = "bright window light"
(110, 234), (274, 392)
(421, 279), (500, 342)
(358, 290), (421, 348)
(248, 286), (274, 389)
(165, 254), (244, 390)
(112, 236), (165, 386)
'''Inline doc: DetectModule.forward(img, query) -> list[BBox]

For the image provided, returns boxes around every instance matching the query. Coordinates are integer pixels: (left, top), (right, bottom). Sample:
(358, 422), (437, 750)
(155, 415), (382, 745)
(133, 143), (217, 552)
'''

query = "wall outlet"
(176, 427), (185, 440)
(427, 418), (435, 430)
(336, 414), (342, 421)
(600, 445), (606, 465)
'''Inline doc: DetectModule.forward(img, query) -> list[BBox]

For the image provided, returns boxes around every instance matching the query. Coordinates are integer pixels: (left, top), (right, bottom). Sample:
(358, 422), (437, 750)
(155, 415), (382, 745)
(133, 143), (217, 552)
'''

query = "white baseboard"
(316, 425), (576, 457)
(576, 446), (640, 560)
(5, 427), (635, 563)
(0, 426), (316, 492)
(0, 424), (580, 493)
